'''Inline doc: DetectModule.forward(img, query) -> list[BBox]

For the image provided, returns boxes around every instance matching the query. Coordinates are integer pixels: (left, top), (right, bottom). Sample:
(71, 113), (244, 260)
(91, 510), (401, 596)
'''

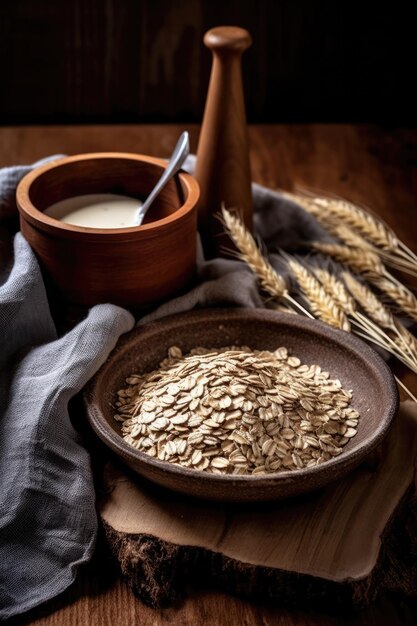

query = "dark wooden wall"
(0, 0), (415, 125)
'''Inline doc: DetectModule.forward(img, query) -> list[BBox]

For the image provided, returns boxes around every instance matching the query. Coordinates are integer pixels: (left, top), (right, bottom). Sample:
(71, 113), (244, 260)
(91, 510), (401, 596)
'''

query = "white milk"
(44, 193), (143, 229)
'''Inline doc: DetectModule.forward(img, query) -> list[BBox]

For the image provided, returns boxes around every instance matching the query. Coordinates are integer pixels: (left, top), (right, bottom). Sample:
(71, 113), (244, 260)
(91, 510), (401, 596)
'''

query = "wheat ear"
(292, 191), (406, 254)
(313, 268), (356, 316)
(287, 258), (350, 331)
(334, 225), (417, 277)
(221, 207), (310, 316)
(289, 190), (417, 275)
(313, 241), (417, 323)
(221, 207), (286, 297)
(312, 268), (417, 400)
(312, 266), (383, 339)
(312, 242), (385, 279)
(318, 196), (417, 266)
(342, 272), (417, 371)
(373, 277), (417, 323)
(342, 272), (396, 329)
(221, 205), (417, 394)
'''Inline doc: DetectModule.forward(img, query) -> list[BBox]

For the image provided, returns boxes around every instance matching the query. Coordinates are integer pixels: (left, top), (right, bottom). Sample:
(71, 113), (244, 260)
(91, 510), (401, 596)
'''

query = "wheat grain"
(333, 225), (376, 250)
(221, 207), (311, 317)
(314, 266), (398, 353)
(331, 225), (417, 277)
(289, 190), (417, 274)
(221, 207), (287, 299)
(293, 193), (398, 251)
(288, 259), (350, 331)
(342, 272), (395, 329)
(313, 242), (385, 278)
(373, 277), (417, 323)
(313, 268), (356, 316)
(311, 238), (417, 325)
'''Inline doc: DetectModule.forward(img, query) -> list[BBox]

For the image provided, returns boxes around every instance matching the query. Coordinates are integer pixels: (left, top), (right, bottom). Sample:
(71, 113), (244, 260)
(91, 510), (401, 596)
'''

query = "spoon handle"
(134, 131), (190, 225)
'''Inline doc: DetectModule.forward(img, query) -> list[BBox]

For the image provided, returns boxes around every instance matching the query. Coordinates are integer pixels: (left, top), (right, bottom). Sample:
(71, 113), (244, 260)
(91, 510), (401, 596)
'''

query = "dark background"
(0, 0), (415, 125)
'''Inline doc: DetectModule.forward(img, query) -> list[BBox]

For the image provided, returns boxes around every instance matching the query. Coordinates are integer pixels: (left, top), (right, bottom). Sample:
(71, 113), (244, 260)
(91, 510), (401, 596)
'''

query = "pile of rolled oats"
(114, 345), (359, 475)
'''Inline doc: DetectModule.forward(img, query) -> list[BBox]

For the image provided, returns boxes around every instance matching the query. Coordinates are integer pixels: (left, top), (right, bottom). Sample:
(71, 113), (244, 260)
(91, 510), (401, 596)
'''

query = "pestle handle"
(203, 26), (252, 53)
(195, 26), (253, 259)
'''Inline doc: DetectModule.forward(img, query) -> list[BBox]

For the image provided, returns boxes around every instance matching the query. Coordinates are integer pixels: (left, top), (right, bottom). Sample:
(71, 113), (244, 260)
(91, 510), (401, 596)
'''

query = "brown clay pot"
(16, 153), (199, 308)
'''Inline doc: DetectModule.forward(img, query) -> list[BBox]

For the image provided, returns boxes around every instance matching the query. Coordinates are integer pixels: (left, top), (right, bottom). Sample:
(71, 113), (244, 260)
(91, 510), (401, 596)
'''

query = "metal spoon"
(133, 131), (190, 226)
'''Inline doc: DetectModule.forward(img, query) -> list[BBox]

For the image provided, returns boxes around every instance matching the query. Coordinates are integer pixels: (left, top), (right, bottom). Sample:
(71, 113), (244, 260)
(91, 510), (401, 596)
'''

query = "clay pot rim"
(16, 152), (200, 240)
(84, 308), (399, 489)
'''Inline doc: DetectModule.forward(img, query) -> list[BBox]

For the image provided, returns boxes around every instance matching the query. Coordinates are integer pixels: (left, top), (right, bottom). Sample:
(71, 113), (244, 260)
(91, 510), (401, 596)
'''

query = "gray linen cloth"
(0, 228), (135, 618)
(0, 156), (326, 620)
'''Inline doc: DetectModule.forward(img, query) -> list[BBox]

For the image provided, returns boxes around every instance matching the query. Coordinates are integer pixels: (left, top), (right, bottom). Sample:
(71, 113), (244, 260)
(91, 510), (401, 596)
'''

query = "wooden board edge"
(100, 487), (417, 610)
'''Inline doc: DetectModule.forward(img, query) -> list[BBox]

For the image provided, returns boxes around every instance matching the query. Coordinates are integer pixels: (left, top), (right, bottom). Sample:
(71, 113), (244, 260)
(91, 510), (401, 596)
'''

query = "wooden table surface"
(1, 124), (417, 625)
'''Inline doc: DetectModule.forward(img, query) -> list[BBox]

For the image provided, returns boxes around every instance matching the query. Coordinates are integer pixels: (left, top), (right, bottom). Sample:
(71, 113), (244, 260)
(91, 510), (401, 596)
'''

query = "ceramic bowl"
(17, 152), (199, 308)
(84, 308), (398, 502)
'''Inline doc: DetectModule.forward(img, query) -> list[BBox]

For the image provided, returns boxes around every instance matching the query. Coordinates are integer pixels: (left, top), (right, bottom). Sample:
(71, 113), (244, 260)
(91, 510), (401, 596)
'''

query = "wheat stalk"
(334, 226), (417, 277)
(373, 277), (417, 323)
(221, 206), (417, 399)
(313, 268), (417, 403)
(312, 242), (385, 278)
(332, 225), (374, 250)
(342, 272), (417, 371)
(313, 196), (396, 250)
(324, 223), (417, 277)
(312, 267), (382, 339)
(221, 207), (310, 316)
(314, 266), (399, 346)
(289, 190), (417, 276)
(221, 207), (286, 296)
(313, 268), (356, 316)
(285, 191), (397, 248)
(269, 302), (297, 315)
(302, 265), (417, 399)
(394, 323), (417, 367)
(313, 241), (417, 323)
(342, 272), (396, 329)
(291, 191), (411, 255)
(287, 258), (350, 331)
(314, 267), (417, 399)
(330, 224), (405, 266)
(394, 377), (417, 403)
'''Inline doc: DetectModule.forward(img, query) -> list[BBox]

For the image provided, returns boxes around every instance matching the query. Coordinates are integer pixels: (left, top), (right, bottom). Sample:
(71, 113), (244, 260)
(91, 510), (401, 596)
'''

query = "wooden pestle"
(195, 26), (253, 258)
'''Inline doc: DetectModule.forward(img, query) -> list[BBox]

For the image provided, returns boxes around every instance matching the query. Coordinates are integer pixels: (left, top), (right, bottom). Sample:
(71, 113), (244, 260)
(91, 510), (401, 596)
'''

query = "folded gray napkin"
(0, 233), (134, 620)
(0, 156), (325, 620)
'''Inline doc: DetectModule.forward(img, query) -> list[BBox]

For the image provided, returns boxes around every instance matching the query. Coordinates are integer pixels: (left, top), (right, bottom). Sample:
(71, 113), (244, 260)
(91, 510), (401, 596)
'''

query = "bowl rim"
(16, 152), (200, 240)
(84, 308), (399, 485)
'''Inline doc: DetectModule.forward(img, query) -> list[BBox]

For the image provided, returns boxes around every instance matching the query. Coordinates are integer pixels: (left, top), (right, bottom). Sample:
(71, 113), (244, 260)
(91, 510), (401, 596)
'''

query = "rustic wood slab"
(99, 401), (417, 610)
